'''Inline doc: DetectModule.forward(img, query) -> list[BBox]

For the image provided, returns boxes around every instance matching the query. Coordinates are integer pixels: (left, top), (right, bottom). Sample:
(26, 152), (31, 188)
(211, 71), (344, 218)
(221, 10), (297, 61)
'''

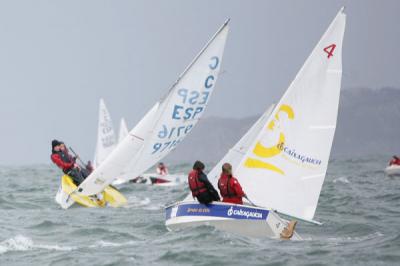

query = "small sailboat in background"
(166, 8), (346, 239)
(76, 19), (230, 197)
(94, 99), (118, 168)
(118, 118), (129, 143)
(384, 155), (400, 176)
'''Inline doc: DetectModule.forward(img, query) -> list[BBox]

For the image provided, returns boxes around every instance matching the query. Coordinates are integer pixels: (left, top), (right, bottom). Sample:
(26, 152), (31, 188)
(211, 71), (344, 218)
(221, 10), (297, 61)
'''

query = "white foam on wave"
(0, 235), (75, 254)
(332, 176), (350, 184)
(125, 196), (163, 210)
(89, 240), (136, 248)
(327, 231), (384, 243)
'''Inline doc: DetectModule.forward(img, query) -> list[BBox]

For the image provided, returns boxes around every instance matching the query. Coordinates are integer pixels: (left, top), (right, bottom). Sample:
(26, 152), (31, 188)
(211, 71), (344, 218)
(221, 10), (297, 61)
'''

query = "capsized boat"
(76, 19), (230, 197)
(166, 8), (346, 240)
(384, 165), (400, 176)
(55, 175), (127, 209)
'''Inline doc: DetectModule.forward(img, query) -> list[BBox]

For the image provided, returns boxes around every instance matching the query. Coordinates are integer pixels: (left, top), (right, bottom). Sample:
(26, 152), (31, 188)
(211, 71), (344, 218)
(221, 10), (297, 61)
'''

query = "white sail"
(183, 104), (275, 202)
(118, 118), (129, 143)
(93, 98), (117, 168)
(235, 8), (346, 221)
(78, 20), (230, 196)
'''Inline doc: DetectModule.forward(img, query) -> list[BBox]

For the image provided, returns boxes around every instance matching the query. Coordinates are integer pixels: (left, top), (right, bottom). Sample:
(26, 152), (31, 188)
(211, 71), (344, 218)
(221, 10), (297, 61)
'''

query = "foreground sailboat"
(165, 8), (346, 239)
(72, 20), (230, 201)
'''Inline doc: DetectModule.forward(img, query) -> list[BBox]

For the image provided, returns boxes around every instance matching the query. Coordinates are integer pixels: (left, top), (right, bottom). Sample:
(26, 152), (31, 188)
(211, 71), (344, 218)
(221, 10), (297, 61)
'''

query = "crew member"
(156, 162), (169, 175)
(217, 163), (246, 204)
(50, 140), (88, 186)
(188, 160), (220, 204)
(389, 155), (400, 166)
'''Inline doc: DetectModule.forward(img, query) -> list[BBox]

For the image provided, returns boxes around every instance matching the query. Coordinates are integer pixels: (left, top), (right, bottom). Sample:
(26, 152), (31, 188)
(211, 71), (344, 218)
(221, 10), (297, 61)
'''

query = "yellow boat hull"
(61, 175), (127, 208)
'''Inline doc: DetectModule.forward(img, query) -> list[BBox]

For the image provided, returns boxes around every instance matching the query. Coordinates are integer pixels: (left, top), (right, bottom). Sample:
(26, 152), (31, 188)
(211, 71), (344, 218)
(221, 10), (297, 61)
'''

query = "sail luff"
(159, 19), (231, 103)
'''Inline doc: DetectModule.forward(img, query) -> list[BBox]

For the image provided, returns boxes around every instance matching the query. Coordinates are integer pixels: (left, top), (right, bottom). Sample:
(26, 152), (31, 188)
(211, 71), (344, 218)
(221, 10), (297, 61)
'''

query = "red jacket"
(218, 173), (245, 204)
(51, 152), (74, 173)
(390, 158), (400, 166)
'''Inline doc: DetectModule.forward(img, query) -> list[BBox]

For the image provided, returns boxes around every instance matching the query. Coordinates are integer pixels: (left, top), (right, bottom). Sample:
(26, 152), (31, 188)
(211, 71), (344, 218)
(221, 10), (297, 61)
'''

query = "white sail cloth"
(235, 8), (346, 221)
(78, 20), (230, 196)
(118, 118), (129, 143)
(93, 99), (117, 168)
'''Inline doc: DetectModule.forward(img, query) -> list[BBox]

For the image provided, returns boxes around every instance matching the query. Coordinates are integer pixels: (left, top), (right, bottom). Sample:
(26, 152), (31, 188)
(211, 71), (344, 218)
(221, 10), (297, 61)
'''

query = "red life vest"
(51, 151), (74, 173)
(218, 173), (245, 204)
(188, 170), (207, 197)
(390, 158), (400, 166)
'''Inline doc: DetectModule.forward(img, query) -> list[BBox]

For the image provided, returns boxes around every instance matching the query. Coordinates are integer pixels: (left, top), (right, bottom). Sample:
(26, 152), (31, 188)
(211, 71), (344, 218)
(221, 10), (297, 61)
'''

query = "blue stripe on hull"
(166, 203), (269, 221)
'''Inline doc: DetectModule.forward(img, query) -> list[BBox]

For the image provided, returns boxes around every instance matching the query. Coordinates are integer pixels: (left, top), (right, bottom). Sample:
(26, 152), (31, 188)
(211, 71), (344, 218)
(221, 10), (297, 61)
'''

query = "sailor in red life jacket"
(156, 162), (169, 176)
(50, 140), (89, 185)
(218, 163), (246, 205)
(188, 161), (220, 204)
(389, 155), (400, 166)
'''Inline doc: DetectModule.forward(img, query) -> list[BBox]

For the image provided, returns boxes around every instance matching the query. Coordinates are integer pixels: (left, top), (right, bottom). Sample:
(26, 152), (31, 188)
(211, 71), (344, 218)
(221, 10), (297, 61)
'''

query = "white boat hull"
(165, 201), (301, 240)
(55, 185), (75, 209)
(113, 173), (186, 187)
(385, 165), (400, 176)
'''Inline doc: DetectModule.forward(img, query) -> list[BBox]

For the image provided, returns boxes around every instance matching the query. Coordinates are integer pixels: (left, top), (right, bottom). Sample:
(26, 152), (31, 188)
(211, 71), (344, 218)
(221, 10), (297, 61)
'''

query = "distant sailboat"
(165, 8), (346, 239)
(93, 99), (117, 168)
(77, 20), (230, 196)
(118, 118), (129, 143)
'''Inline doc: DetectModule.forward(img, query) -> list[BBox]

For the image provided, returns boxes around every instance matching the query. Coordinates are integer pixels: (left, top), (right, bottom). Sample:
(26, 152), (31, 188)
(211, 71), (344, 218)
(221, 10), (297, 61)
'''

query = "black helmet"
(51, 140), (62, 152)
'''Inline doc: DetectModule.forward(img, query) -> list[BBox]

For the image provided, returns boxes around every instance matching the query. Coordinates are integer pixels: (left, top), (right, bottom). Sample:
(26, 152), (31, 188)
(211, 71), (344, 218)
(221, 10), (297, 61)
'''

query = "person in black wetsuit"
(188, 161), (220, 204)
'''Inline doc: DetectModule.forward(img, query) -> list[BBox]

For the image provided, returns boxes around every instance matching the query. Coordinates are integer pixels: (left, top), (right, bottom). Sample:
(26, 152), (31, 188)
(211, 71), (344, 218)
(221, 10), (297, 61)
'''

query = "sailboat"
(93, 99), (118, 168)
(118, 118), (129, 143)
(74, 20), (230, 199)
(165, 8), (346, 239)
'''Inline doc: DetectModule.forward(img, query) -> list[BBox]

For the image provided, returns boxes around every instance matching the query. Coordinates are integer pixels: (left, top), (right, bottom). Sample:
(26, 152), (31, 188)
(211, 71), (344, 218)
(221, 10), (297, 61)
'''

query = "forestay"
(78, 20), (230, 196)
(235, 8), (346, 221)
(118, 118), (129, 143)
(93, 99), (117, 168)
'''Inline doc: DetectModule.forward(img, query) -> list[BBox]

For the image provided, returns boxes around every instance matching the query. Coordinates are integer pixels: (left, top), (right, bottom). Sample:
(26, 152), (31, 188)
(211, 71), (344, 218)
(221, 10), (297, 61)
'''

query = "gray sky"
(0, 0), (399, 164)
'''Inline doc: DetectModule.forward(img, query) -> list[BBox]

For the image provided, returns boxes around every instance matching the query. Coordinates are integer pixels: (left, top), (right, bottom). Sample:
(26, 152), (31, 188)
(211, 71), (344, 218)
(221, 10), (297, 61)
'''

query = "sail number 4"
(323, 44), (336, 59)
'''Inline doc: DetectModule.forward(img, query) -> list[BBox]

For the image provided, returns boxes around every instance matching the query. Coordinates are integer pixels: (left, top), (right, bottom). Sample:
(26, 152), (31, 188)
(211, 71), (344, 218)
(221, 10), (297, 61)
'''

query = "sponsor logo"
(244, 104), (322, 174)
(186, 207), (210, 214)
(278, 143), (322, 166)
(227, 206), (263, 219)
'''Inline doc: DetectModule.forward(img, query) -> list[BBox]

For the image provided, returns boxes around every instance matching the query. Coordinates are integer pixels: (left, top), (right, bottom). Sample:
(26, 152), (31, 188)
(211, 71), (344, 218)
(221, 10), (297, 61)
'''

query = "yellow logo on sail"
(244, 104), (294, 175)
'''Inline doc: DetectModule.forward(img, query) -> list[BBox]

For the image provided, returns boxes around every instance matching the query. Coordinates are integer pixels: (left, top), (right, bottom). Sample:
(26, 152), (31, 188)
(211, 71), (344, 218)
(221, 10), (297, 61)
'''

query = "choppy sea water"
(0, 155), (399, 266)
